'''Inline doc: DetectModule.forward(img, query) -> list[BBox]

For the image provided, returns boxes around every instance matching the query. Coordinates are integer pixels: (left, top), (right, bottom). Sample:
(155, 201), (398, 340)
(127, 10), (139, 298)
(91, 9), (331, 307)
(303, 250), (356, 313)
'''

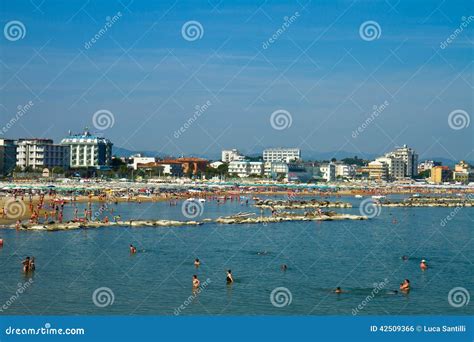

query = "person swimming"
(129, 244), (137, 254)
(399, 279), (410, 292)
(334, 287), (343, 294)
(226, 270), (234, 284)
(22, 257), (30, 273)
(194, 258), (200, 267)
(192, 275), (200, 288)
(280, 264), (288, 271)
(401, 255), (409, 261)
(29, 257), (35, 271)
(420, 259), (428, 270)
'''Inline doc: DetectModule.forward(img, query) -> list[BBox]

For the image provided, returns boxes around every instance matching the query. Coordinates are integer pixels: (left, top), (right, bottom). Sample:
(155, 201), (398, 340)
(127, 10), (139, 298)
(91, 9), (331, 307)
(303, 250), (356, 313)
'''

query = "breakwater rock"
(254, 199), (352, 209)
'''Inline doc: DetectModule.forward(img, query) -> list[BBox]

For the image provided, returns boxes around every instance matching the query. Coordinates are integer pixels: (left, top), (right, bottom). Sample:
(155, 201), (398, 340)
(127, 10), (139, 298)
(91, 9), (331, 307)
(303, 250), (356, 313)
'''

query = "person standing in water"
(194, 258), (200, 267)
(129, 244), (137, 254)
(29, 257), (36, 271)
(420, 259), (428, 270)
(22, 257), (30, 273)
(400, 279), (410, 292)
(226, 270), (234, 284)
(192, 275), (200, 288)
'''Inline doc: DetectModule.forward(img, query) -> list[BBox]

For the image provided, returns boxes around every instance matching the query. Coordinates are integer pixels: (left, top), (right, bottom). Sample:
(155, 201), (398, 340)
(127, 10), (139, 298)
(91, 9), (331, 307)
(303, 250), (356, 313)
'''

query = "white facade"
(263, 148), (301, 163)
(16, 139), (69, 170)
(228, 161), (263, 177)
(264, 162), (289, 178)
(386, 145), (418, 177)
(209, 161), (224, 168)
(334, 164), (355, 179)
(320, 163), (336, 182)
(221, 149), (244, 163)
(418, 160), (436, 173)
(61, 130), (113, 168)
(132, 157), (156, 170)
(376, 156), (405, 180)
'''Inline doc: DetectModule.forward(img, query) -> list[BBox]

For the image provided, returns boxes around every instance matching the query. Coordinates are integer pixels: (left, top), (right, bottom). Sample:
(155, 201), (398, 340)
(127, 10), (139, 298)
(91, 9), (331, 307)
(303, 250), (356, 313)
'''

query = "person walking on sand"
(193, 275), (200, 288)
(226, 270), (234, 284)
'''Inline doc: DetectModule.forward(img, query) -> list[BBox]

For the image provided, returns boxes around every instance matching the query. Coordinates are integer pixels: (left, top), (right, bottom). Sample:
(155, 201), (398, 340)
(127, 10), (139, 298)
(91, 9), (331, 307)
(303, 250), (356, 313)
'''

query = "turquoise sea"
(0, 196), (472, 315)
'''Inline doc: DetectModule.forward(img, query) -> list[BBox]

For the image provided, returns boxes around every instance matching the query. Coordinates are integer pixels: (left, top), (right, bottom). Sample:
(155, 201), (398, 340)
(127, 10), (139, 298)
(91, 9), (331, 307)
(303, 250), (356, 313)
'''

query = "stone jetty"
(254, 199), (352, 209)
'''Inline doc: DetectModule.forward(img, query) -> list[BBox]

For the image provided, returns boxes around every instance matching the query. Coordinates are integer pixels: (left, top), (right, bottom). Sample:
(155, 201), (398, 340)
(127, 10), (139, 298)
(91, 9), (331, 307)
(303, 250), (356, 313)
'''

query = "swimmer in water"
(401, 255), (409, 261)
(129, 244), (137, 254)
(22, 256), (30, 273)
(420, 259), (428, 270)
(192, 275), (200, 288)
(399, 279), (410, 292)
(29, 257), (36, 271)
(194, 258), (200, 267)
(334, 287), (343, 294)
(280, 264), (288, 271)
(226, 270), (234, 284)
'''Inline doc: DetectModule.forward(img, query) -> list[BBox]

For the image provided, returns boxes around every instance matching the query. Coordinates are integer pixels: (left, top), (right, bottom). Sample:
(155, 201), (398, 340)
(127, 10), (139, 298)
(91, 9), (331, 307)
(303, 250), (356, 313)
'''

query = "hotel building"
(61, 129), (113, 168)
(263, 148), (301, 163)
(221, 149), (244, 163)
(16, 139), (69, 170)
(385, 145), (418, 177)
(0, 139), (17, 176)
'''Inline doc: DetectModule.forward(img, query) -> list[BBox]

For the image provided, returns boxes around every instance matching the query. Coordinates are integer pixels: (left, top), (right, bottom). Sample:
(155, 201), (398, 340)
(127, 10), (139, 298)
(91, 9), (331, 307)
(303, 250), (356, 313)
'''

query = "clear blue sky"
(0, 0), (472, 160)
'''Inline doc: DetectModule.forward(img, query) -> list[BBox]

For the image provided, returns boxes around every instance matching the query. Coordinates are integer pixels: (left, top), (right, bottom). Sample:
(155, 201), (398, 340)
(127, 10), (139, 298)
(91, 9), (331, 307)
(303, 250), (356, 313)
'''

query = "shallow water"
(0, 196), (473, 315)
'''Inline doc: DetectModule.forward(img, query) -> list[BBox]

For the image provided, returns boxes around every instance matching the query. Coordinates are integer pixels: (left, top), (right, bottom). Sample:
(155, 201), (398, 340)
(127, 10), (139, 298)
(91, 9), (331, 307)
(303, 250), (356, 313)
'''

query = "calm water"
(0, 196), (473, 315)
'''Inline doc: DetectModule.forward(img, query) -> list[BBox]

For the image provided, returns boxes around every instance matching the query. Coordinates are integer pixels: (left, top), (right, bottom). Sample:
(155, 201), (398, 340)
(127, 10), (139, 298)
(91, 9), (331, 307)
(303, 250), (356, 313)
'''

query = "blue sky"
(0, 0), (472, 160)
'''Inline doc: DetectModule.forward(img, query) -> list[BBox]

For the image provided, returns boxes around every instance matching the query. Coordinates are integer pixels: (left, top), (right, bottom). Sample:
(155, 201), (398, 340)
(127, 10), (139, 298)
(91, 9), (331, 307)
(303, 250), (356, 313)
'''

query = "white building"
(386, 145), (418, 177)
(61, 129), (113, 168)
(418, 160), (438, 173)
(16, 139), (69, 170)
(376, 156), (405, 180)
(334, 163), (355, 179)
(131, 155), (156, 170)
(221, 149), (244, 163)
(264, 162), (289, 178)
(228, 161), (264, 177)
(368, 160), (389, 181)
(320, 162), (336, 182)
(209, 161), (224, 169)
(263, 148), (301, 163)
